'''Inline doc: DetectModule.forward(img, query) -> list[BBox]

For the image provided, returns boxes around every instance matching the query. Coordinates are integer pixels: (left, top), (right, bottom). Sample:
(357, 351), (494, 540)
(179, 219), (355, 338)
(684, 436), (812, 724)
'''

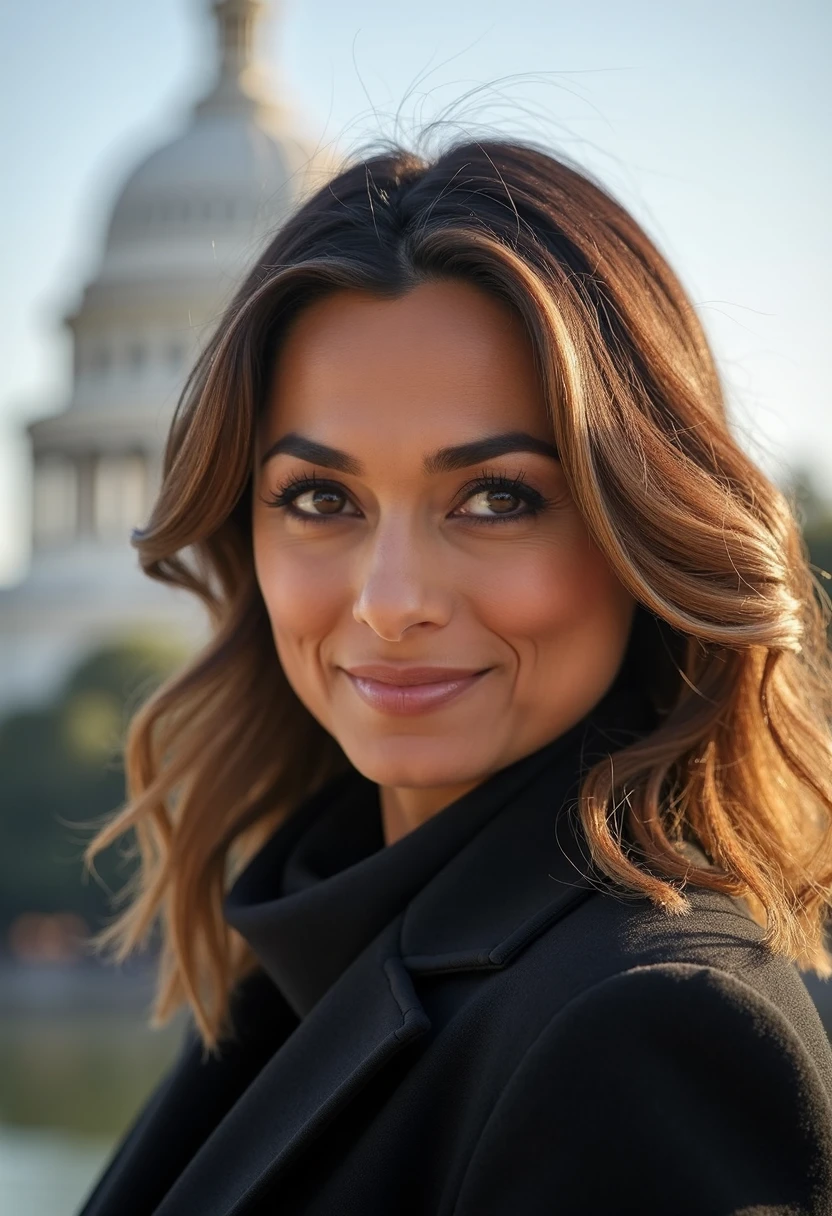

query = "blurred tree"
(0, 636), (188, 945)
(788, 466), (832, 602)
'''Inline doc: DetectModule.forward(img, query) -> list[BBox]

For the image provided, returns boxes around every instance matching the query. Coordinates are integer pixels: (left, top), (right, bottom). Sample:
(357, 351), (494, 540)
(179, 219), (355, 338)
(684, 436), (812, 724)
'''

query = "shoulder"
(532, 880), (832, 1060)
(454, 954), (832, 1215)
(545, 957), (830, 1093)
(534, 880), (832, 1080)
(531, 957), (832, 1118)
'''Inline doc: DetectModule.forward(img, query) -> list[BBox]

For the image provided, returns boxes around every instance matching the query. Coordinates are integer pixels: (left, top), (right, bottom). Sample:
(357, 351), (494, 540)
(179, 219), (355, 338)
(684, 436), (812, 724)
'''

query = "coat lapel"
(151, 737), (610, 1216)
(152, 919), (430, 1216)
(88, 682), (657, 1216)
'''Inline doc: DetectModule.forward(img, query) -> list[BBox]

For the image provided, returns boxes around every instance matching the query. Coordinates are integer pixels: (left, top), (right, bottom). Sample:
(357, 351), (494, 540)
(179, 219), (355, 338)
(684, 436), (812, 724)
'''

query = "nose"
(351, 515), (452, 642)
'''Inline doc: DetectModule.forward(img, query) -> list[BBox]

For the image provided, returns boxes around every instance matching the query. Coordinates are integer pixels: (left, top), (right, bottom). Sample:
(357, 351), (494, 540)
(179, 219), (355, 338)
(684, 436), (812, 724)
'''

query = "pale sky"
(1, 0), (829, 584)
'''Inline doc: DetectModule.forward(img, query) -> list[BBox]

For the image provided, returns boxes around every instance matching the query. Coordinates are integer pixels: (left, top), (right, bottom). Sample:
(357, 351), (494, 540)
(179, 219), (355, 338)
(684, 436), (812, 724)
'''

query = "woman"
(78, 137), (832, 1215)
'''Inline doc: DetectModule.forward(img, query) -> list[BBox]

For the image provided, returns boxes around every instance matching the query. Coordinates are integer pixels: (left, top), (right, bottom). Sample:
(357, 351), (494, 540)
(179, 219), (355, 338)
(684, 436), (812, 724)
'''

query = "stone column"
(76, 453), (98, 539)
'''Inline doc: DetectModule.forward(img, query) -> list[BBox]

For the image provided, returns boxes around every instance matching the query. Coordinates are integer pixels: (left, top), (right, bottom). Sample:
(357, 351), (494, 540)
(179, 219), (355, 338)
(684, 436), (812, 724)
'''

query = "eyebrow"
(259, 430), (560, 476)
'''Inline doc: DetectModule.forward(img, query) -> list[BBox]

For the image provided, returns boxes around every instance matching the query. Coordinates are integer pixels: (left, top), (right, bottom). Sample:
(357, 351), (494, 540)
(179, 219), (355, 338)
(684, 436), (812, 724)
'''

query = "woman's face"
(253, 278), (636, 822)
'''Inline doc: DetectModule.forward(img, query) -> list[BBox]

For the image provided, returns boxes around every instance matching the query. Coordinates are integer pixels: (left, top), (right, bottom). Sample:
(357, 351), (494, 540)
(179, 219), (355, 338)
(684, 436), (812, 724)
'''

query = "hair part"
(83, 136), (832, 1052)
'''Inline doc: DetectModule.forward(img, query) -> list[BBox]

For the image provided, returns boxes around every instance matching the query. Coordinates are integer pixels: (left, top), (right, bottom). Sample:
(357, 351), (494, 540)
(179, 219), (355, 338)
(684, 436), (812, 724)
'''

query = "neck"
(380, 779), (484, 846)
(376, 670), (657, 847)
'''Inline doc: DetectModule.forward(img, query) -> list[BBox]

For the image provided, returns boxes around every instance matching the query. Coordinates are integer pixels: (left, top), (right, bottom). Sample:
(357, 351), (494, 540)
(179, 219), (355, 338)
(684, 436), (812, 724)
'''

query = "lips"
(341, 666), (492, 716)
(343, 664), (490, 686)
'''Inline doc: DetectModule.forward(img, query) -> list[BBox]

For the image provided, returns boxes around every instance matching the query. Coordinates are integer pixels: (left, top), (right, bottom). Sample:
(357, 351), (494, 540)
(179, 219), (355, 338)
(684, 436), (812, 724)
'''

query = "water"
(0, 1124), (112, 1216)
(0, 961), (185, 1216)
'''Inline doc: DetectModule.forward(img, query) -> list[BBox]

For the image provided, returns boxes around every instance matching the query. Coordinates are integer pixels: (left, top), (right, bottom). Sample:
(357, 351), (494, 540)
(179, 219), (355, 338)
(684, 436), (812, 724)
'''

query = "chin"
(340, 732), (488, 791)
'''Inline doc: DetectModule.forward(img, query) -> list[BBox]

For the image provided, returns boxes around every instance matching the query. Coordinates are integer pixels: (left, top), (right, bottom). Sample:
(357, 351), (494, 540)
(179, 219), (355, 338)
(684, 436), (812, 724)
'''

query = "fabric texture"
(76, 666), (832, 1216)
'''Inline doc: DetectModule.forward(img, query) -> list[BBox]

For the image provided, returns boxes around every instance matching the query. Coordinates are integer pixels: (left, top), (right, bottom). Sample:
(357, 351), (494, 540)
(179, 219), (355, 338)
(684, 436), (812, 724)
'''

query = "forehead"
(261, 279), (551, 450)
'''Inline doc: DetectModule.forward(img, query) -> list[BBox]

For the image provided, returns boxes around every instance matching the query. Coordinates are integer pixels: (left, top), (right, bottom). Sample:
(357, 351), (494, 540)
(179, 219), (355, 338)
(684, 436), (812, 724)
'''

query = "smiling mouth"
(343, 669), (491, 716)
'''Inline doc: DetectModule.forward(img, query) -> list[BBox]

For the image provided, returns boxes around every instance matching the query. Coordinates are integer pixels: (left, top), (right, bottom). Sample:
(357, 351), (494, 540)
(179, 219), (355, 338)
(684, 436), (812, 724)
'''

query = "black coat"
(77, 685), (832, 1216)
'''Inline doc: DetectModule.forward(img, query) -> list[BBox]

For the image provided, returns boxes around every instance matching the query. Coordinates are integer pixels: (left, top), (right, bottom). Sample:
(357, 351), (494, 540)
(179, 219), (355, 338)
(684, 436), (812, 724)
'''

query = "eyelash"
(261, 468), (558, 526)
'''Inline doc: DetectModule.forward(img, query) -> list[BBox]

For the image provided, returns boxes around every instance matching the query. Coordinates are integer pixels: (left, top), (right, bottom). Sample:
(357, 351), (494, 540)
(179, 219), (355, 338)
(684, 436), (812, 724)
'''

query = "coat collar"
(112, 675), (657, 1216)
(222, 677), (651, 1018)
(400, 674), (658, 970)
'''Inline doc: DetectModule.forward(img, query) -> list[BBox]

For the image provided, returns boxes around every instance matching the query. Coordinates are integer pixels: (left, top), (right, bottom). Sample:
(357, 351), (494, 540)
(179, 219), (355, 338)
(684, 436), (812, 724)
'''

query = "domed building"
(0, 0), (334, 710)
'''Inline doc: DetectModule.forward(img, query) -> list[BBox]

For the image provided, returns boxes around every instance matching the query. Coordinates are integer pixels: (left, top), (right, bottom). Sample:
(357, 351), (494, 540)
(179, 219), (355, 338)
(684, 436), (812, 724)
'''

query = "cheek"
(478, 530), (630, 643)
(252, 534), (346, 731)
(253, 533), (344, 646)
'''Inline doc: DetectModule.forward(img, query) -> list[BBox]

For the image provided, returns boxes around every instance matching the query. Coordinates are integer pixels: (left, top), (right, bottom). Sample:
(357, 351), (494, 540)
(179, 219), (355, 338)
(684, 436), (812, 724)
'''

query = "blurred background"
(1, 0), (830, 1211)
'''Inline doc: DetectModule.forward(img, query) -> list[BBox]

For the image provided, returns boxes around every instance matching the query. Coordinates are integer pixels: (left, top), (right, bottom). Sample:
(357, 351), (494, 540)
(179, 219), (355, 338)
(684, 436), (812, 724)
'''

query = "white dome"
(52, 0), (334, 414)
(94, 0), (334, 281)
(105, 110), (321, 253)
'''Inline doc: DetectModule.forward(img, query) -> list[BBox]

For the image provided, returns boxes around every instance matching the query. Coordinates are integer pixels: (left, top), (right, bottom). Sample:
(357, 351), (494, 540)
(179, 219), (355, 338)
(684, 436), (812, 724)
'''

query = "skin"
(252, 278), (636, 847)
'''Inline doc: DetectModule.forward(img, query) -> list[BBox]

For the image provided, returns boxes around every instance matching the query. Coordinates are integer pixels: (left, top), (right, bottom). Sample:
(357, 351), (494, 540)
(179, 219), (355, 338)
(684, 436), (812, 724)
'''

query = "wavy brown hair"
(84, 136), (832, 1051)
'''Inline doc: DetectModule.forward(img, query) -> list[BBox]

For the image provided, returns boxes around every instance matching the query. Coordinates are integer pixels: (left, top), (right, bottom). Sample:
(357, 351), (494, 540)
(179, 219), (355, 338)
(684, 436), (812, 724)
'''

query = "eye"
(261, 468), (558, 525)
(262, 473), (358, 521)
(453, 471), (555, 523)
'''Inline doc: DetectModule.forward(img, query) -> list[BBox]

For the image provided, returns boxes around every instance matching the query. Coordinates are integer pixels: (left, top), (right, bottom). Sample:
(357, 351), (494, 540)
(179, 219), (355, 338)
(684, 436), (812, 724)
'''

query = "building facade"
(0, 0), (333, 710)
